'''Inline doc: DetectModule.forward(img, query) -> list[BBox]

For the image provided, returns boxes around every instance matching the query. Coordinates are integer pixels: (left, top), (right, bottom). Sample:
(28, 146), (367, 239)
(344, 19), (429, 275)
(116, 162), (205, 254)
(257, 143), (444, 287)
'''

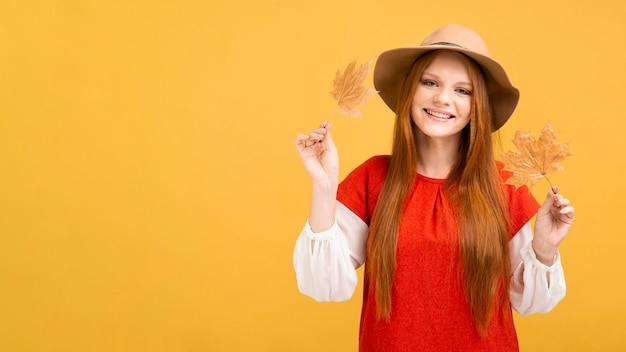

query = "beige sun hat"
(373, 24), (519, 131)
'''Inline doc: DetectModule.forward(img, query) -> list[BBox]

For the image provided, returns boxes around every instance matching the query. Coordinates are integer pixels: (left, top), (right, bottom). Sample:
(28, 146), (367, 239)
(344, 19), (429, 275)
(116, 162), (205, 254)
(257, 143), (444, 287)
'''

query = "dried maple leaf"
(330, 59), (376, 118)
(501, 122), (571, 189)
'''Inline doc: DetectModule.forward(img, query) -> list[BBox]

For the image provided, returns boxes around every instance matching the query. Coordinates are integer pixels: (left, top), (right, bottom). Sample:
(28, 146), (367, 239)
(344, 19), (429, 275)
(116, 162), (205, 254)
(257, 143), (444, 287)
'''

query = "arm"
(509, 186), (575, 315)
(509, 222), (566, 315)
(293, 121), (367, 301)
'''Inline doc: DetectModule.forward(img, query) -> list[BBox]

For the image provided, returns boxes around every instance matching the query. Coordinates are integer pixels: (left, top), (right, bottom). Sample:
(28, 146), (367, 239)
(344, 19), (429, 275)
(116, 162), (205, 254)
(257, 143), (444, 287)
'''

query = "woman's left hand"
(532, 186), (575, 265)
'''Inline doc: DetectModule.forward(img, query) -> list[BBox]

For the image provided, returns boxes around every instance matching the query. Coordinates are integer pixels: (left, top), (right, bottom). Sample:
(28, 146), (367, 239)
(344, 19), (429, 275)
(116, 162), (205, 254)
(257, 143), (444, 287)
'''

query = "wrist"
(312, 178), (338, 193)
(309, 180), (338, 233)
(532, 240), (557, 266)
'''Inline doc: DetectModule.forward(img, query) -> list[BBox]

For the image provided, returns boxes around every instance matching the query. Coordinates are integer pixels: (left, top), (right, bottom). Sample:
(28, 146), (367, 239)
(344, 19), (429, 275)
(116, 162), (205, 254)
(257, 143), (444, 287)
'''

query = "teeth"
(427, 110), (452, 119)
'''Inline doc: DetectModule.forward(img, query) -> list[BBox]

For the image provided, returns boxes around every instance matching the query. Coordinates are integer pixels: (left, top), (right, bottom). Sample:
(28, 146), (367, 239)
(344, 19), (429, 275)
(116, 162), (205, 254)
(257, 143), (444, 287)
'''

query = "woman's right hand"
(295, 121), (338, 184)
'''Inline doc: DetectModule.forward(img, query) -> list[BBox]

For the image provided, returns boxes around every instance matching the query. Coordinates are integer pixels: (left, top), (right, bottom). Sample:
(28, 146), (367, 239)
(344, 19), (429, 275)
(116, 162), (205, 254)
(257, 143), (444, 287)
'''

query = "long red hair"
(366, 50), (511, 335)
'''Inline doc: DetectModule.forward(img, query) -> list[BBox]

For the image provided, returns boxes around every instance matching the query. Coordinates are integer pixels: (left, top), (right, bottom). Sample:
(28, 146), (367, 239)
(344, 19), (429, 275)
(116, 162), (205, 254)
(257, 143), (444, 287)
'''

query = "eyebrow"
(422, 71), (472, 87)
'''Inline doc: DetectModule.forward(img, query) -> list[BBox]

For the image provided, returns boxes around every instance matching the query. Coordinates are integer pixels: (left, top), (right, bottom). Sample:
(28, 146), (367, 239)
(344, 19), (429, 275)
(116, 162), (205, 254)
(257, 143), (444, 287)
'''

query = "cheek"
(410, 90), (426, 110)
(411, 86), (425, 102)
(458, 99), (472, 118)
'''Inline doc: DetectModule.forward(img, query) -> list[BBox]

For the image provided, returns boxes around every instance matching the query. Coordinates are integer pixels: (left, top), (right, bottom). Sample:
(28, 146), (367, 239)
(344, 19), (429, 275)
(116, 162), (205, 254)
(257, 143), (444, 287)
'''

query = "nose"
(434, 89), (451, 105)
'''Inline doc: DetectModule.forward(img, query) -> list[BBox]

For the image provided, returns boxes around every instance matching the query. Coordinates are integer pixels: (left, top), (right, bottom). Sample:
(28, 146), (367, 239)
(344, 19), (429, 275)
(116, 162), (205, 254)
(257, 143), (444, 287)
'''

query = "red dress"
(337, 156), (540, 351)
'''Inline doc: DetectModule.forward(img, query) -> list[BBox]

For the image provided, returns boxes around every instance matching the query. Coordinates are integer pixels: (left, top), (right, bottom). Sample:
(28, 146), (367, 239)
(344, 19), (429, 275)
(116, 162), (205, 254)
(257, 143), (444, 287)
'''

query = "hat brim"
(373, 45), (519, 131)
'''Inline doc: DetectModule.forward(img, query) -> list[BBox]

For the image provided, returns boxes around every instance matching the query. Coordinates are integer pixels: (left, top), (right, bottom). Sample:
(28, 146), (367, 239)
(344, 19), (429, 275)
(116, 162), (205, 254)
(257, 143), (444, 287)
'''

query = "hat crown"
(420, 24), (490, 57)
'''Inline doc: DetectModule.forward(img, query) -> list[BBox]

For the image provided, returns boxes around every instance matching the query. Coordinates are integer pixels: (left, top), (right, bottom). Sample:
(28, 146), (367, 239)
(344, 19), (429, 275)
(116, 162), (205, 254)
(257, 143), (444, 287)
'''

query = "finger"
(295, 134), (310, 146)
(306, 126), (329, 139)
(295, 121), (334, 149)
(304, 121), (331, 140)
(559, 205), (575, 218)
(310, 127), (328, 134)
(307, 132), (326, 142)
(323, 122), (334, 145)
(552, 193), (563, 206)
(537, 188), (556, 216)
(295, 135), (320, 150)
(557, 207), (575, 225)
(556, 197), (571, 208)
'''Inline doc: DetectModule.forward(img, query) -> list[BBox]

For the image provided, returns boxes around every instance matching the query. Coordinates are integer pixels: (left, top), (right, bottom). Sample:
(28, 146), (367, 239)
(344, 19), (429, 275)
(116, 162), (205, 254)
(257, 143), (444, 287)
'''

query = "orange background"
(1, 0), (625, 351)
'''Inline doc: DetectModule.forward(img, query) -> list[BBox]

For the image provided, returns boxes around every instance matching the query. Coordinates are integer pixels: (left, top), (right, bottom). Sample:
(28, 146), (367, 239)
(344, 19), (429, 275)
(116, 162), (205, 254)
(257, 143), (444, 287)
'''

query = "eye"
(422, 80), (437, 87)
(456, 87), (472, 96)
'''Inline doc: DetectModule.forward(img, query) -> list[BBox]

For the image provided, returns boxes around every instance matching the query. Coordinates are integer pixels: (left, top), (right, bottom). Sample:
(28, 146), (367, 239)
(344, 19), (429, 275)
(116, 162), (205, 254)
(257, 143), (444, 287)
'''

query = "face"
(410, 51), (472, 141)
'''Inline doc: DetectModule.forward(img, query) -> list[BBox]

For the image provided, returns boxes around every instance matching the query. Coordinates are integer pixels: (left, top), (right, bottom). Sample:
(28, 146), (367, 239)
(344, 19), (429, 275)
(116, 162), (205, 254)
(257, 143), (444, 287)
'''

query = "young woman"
(293, 24), (574, 351)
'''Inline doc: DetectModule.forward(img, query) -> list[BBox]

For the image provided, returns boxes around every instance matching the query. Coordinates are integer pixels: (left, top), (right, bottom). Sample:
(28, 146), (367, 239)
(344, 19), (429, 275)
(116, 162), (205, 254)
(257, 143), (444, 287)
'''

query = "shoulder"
(343, 155), (389, 183)
(338, 155), (389, 223)
(360, 155), (390, 172)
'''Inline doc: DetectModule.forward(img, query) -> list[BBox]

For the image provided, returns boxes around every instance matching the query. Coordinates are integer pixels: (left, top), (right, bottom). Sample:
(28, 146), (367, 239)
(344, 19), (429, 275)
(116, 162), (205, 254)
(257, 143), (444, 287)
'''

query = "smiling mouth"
(425, 109), (454, 119)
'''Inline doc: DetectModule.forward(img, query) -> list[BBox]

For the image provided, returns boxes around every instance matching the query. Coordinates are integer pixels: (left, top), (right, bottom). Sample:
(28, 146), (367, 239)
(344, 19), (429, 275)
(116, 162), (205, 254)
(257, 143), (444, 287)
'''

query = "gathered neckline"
(415, 172), (446, 184)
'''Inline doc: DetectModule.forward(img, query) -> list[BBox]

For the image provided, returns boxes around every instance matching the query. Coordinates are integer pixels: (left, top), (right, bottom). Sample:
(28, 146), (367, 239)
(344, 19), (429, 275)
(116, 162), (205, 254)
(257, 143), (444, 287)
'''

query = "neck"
(415, 134), (461, 179)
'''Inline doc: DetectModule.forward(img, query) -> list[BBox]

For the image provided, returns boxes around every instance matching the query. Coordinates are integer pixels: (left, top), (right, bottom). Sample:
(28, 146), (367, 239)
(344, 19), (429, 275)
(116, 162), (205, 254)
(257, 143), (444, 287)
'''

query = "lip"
(424, 108), (455, 120)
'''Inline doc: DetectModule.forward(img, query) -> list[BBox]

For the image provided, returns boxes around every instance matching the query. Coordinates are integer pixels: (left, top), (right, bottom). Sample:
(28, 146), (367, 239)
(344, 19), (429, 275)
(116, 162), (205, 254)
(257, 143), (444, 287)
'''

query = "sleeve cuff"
(520, 241), (561, 272)
(304, 220), (340, 240)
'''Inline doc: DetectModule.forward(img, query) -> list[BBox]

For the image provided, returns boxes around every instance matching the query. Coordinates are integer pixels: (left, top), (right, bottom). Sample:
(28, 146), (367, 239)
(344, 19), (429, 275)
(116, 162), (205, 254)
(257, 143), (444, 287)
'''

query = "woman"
(293, 24), (574, 351)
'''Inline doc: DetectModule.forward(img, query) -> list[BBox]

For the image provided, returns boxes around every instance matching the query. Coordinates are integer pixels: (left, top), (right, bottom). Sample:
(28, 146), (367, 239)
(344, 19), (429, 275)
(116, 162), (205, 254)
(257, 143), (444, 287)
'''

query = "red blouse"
(337, 155), (540, 352)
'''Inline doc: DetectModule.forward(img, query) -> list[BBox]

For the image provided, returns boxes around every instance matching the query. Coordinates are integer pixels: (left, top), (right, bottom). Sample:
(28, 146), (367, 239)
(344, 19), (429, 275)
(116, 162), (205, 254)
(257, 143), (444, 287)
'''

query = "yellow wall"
(1, 0), (624, 351)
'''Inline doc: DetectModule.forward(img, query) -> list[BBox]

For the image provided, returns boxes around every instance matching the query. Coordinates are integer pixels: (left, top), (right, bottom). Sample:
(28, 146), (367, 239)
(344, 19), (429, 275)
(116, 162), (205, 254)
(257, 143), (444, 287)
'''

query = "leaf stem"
(329, 105), (338, 120)
(543, 175), (554, 190)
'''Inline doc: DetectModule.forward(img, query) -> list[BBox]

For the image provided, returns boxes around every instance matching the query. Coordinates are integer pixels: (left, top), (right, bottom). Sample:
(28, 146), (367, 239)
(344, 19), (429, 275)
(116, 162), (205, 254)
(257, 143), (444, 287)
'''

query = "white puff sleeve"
(509, 222), (566, 315)
(293, 202), (368, 302)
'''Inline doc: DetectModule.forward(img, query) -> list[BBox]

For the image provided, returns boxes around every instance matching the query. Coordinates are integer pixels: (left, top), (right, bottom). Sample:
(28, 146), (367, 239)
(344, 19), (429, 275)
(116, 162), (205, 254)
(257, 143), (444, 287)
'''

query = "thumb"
(537, 186), (558, 217)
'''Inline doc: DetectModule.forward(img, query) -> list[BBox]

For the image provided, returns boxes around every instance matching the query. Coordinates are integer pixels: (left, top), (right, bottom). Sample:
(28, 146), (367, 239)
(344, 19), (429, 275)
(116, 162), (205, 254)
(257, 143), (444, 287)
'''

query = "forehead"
(423, 51), (471, 78)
